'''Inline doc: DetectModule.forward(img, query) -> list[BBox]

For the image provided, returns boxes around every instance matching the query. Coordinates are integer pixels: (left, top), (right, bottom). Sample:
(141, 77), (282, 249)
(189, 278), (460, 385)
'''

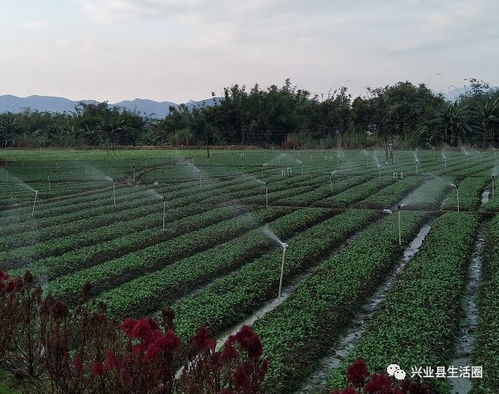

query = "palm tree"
(425, 101), (470, 146)
(473, 95), (499, 146)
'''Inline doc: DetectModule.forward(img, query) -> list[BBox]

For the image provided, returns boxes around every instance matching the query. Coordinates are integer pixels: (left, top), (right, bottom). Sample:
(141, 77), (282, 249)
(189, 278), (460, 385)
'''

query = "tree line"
(1, 79), (498, 149)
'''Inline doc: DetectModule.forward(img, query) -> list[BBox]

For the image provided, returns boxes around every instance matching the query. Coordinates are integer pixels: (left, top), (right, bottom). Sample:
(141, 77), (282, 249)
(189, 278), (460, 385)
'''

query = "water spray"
(330, 170), (336, 194)
(493, 176), (495, 198)
(378, 164), (382, 181)
(48, 175), (51, 191)
(261, 163), (267, 178)
(277, 242), (288, 299)
(297, 160), (303, 175)
(113, 182), (116, 205)
(32, 190), (38, 217)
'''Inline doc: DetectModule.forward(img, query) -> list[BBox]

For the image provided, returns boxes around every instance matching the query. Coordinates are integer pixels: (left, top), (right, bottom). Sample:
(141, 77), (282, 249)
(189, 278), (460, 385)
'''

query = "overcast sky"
(1, 0), (498, 103)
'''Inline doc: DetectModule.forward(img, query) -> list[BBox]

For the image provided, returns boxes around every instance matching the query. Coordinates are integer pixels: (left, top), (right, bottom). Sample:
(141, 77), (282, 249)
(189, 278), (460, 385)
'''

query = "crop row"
(474, 215), (499, 393)
(0, 204), (208, 269)
(7, 205), (254, 276)
(47, 206), (293, 305)
(171, 209), (380, 341)
(99, 207), (336, 319)
(0, 174), (254, 230)
(328, 212), (478, 393)
(357, 176), (423, 209)
(401, 177), (453, 210)
(275, 175), (373, 206)
(443, 176), (489, 211)
(316, 177), (396, 207)
(253, 211), (426, 393)
(0, 172), (300, 247)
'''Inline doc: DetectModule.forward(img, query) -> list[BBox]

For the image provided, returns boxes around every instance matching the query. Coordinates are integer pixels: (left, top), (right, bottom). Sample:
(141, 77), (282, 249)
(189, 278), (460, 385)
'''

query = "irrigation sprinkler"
(162, 197), (167, 230)
(48, 175), (51, 191)
(199, 172), (202, 188)
(113, 182), (116, 205)
(330, 171), (336, 194)
(378, 165), (382, 181)
(493, 176), (496, 198)
(32, 190), (38, 217)
(415, 161), (419, 175)
(397, 204), (402, 246)
(297, 160), (303, 175)
(277, 242), (288, 299)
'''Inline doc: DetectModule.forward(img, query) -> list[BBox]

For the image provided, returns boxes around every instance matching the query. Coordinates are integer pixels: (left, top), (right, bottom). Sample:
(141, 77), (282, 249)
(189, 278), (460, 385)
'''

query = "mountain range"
(1, 86), (493, 119)
(0, 95), (221, 119)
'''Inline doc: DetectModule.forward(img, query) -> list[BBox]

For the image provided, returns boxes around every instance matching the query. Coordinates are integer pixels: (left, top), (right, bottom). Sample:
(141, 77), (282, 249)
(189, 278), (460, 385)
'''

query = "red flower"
(365, 373), (392, 393)
(23, 271), (34, 284)
(408, 382), (429, 394)
(347, 359), (369, 387)
(120, 317), (137, 337)
(258, 359), (269, 380)
(73, 354), (83, 373)
(144, 330), (181, 361)
(130, 318), (158, 343)
(51, 301), (69, 319)
(6, 277), (22, 293)
(0, 271), (9, 281)
(232, 363), (251, 389)
(221, 339), (239, 361)
(91, 361), (104, 377)
(103, 349), (119, 371)
(235, 325), (263, 358)
(80, 282), (93, 303)
(191, 326), (216, 353)
(40, 299), (51, 315)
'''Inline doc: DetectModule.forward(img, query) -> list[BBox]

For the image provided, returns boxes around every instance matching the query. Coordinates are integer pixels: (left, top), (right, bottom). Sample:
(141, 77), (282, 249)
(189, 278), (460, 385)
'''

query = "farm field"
(1, 148), (498, 393)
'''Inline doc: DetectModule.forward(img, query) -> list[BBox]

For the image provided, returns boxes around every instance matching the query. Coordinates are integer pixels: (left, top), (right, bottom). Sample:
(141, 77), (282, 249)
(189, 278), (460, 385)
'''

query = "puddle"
(449, 232), (485, 394)
(296, 222), (432, 394)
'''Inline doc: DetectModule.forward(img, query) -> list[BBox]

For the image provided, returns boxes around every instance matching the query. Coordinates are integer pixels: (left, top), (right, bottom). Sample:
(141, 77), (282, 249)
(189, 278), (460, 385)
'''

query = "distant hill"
(0, 95), (222, 118)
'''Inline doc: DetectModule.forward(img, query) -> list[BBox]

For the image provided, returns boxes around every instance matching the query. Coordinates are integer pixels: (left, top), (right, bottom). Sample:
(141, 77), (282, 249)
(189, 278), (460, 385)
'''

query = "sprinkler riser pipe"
(278, 247), (287, 299)
(32, 191), (38, 217)
(398, 209), (402, 246)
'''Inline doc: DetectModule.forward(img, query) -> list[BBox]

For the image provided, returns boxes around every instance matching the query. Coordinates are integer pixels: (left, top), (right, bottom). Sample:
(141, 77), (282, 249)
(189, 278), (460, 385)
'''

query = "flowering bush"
(0, 270), (267, 393)
(330, 359), (430, 394)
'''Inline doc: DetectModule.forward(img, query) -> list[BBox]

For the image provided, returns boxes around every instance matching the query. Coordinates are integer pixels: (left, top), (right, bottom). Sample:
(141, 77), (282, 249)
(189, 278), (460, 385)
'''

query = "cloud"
(79, 0), (205, 22)
(22, 21), (47, 29)
(54, 38), (110, 53)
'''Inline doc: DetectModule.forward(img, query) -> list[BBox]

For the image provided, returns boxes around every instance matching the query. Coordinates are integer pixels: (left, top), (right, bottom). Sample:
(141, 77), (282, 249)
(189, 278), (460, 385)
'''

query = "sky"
(0, 0), (498, 103)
